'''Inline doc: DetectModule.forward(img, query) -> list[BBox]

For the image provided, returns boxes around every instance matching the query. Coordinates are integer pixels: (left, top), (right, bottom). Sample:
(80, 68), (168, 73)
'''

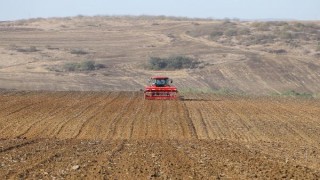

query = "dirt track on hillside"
(0, 91), (320, 179)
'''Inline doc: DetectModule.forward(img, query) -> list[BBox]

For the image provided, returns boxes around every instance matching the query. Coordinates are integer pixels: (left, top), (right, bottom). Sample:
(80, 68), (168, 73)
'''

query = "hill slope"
(0, 16), (319, 95)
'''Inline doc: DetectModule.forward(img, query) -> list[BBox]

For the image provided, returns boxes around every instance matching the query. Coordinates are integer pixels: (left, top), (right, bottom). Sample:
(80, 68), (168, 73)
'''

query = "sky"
(0, 0), (319, 21)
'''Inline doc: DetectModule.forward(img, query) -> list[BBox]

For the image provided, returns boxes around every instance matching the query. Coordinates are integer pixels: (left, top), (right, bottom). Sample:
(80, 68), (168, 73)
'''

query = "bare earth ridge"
(0, 91), (320, 179)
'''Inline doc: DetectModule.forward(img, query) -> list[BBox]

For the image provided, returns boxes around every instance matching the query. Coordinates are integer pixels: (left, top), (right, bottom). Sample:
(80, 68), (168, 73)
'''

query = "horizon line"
(1, 14), (320, 22)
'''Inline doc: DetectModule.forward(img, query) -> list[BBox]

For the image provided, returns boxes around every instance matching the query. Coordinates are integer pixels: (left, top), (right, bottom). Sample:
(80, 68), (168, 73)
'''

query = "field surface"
(0, 91), (320, 179)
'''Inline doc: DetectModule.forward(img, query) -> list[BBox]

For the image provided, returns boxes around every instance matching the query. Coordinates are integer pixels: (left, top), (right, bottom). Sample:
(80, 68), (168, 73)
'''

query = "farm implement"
(144, 76), (178, 100)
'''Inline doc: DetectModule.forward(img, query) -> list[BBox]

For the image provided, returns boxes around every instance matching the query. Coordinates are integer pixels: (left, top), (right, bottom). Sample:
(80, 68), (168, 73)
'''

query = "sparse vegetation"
(278, 31), (294, 40)
(147, 56), (200, 70)
(179, 87), (245, 96)
(214, 88), (234, 95)
(190, 21), (319, 47)
(267, 49), (287, 54)
(63, 62), (78, 72)
(224, 28), (238, 36)
(276, 90), (314, 98)
(252, 22), (271, 31)
(64, 60), (105, 71)
(237, 27), (251, 35)
(316, 43), (320, 52)
(243, 34), (276, 45)
(70, 48), (89, 55)
(210, 30), (224, 39)
(46, 45), (59, 50)
(315, 93), (320, 98)
(12, 46), (39, 53)
(79, 60), (96, 71)
(49, 60), (105, 72)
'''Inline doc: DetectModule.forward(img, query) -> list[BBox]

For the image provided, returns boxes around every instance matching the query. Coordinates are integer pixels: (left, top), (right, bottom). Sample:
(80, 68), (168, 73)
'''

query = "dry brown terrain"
(0, 91), (320, 179)
(0, 16), (319, 95)
(0, 16), (320, 179)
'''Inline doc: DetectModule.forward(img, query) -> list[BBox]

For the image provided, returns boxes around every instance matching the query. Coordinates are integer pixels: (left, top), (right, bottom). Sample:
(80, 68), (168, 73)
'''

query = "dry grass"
(0, 16), (319, 94)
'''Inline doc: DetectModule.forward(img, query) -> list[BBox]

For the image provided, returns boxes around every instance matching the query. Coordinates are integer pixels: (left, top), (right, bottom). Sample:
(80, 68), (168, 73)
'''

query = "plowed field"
(0, 91), (320, 179)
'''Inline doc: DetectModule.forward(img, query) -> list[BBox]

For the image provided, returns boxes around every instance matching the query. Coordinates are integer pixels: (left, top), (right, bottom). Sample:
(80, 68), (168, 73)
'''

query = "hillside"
(0, 16), (319, 95)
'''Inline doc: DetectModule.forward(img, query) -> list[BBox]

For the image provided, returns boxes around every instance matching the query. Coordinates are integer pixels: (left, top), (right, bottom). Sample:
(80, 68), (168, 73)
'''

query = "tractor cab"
(150, 77), (173, 87)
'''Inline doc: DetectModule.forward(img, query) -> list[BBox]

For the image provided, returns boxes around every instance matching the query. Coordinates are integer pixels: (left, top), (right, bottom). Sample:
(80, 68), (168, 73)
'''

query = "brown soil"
(0, 91), (320, 179)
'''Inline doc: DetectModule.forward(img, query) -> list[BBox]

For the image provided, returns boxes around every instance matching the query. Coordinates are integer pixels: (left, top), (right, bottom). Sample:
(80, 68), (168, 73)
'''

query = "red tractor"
(144, 76), (178, 100)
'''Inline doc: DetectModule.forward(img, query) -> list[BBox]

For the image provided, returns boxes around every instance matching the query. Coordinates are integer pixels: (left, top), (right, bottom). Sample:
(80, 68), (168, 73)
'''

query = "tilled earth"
(0, 91), (320, 179)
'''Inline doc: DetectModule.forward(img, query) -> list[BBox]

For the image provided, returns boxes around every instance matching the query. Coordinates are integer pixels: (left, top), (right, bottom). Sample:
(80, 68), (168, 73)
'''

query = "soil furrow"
(196, 109), (210, 139)
(55, 94), (107, 138)
(106, 92), (136, 139)
(187, 101), (216, 139)
(182, 101), (199, 139)
(0, 139), (38, 153)
(35, 92), (96, 138)
(0, 92), (319, 178)
(75, 92), (122, 139)
(12, 93), (70, 138)
(53, 94), (103, 137)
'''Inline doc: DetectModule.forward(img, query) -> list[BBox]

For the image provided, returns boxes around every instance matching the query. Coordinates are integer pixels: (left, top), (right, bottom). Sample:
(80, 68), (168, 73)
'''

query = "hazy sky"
(1, 0), (319, 21)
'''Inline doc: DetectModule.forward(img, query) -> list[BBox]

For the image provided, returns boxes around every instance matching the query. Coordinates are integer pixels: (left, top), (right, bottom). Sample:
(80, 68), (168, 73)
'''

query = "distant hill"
(0, 16), (319, 95)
